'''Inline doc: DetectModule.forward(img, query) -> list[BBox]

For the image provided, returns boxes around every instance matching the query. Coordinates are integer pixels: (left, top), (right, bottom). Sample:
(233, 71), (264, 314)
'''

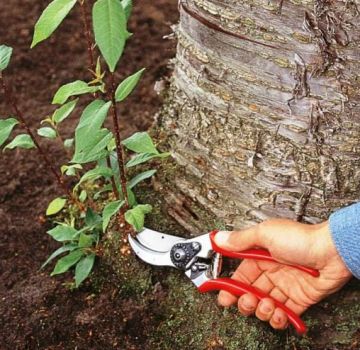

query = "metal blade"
(128, 235), (176, 268)
(136, 227), (185, 252)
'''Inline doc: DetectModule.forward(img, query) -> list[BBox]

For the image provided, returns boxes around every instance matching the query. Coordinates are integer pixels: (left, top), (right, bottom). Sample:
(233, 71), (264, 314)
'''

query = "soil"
(0, 1), (178, 349)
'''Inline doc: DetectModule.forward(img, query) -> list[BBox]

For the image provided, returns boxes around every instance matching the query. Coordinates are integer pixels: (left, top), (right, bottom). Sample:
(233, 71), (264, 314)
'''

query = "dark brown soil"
(0, 1), (178, 349)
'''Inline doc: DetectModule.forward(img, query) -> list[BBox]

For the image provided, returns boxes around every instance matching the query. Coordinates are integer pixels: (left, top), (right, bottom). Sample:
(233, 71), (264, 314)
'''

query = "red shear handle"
(198, 278), (307, 335)
(209, 230), (320, 278)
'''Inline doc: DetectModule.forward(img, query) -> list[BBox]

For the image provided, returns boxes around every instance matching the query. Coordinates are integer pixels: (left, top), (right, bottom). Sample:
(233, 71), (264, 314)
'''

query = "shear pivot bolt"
(174, 248), (186, 261)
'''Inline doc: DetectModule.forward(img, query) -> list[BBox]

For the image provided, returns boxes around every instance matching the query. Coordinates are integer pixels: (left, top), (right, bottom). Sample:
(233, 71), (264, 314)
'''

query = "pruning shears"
(128, 228), (320, 335)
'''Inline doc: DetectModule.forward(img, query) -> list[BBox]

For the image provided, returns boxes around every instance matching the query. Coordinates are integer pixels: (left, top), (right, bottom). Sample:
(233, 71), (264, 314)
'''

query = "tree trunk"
(142, 0), (360, 347)
(157, 0), (360, 230)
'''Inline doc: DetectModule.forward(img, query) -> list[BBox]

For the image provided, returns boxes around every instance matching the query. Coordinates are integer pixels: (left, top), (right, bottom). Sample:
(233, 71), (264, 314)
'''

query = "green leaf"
(74, 166), (113, 190)
(126, 152), (170, 168)
(92, 0), (130, 72)
(85, 208), (102, 228)
(52, 98), (78, 124)
(0, 45), (13, 71)
(121, 0), (132, 20)
(31, 0), (77, 48)
(51, 249), (84, 276)
(125, 204), (152, 231)
(127, 188), (137, 207)
(61, 163), (82, 176)
(102, 200), (124, 232)
(115, 68), (145, 102)
(128, 169), (156, 189)
(37, 127), (57, 139)
(46, 197), (66, 215)
(47, 224), (79, 242)
(0, 118), (18, 147)
(71, 100), (112, 163)
(93, 184), (112, 199)
(3, 134), (35, 150)
(52, 80), (100, 105)
(79, 190), (87, 202)
(75, 254), (96, 287)
(78, 233), (95, 248)
(64, 138), (74, 148)
(41, 244), (78, 269)
(122, 132), (158, 154)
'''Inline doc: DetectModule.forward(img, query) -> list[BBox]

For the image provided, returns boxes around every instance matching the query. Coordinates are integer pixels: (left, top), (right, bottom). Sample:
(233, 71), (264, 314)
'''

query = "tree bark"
(157, 0), (360, 230)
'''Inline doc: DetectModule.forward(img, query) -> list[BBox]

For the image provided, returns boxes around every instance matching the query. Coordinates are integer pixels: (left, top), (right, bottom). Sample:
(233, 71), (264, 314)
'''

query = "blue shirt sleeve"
(329, 202), (360, 279)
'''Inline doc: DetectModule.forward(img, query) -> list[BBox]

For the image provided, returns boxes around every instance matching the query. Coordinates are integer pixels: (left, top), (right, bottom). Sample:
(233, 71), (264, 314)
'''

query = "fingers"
(214, 226), (262, 252)
(270, 308), (288, 330)
(239, 296), (289, 330)
(238, 293), (258, 316)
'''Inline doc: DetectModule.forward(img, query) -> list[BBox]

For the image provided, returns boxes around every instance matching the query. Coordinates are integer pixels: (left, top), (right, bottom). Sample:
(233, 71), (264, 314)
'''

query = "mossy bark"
(104, 0), (360, 348)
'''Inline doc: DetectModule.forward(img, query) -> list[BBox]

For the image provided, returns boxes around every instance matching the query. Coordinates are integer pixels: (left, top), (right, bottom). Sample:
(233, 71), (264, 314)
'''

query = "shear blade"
(128, 234), (175, 268)
(136, 227), (185, 252)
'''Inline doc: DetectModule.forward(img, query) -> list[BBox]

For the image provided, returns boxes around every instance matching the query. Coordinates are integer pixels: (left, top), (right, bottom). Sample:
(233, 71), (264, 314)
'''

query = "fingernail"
(214, 231), (230, 247)
(274, 315), (282, 324)
(260, 301), (272, 314)
(241, 296), (254, 310)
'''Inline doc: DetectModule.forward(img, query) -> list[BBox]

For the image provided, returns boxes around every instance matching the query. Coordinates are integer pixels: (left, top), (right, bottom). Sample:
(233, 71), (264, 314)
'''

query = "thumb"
(214, 226), (264, 251)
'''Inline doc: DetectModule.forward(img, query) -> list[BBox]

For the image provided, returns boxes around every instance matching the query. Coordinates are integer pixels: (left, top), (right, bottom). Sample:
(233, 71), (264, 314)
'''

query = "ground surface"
(0, 1), (178, 349)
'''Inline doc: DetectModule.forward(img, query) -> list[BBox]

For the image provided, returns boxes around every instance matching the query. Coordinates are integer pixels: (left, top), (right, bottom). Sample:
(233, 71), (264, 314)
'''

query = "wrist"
(312, 221), (352, 277)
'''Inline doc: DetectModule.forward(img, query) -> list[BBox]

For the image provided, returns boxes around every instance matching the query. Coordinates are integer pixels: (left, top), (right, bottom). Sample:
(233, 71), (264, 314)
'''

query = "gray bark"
(158, 0), (360, 230)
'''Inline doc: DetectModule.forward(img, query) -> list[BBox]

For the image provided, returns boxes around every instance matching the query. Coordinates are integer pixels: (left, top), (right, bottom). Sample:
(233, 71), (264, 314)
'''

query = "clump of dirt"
(0, 1), (178, 349)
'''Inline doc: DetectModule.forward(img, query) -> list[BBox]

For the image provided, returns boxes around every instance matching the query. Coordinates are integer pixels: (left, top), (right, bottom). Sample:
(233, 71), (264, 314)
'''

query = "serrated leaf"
(115, 68), (145, 102)
(51, 249), (84, 276)
(37, 127), (57, 139)
(0, 45), (13, 71)
(41, 244), (78, 269)
(92, 0), (130, 72)
(47, 224), (79, 242)
(52, 98), (78, 123)
(125, 204), (152, 231)
(3, 134), (35, 150)
(46, 197), (66, 215)
(31, 0), (77, 48)
(52, 80), (100, 105)
(75, 254), (95, 287)
(74, 166), (113, 190)
(102, 200), (124, 232)
(0, 118), (18, 147)
(121, 0), (132, 20)
(122, 132), (158, 154)
(128, 169), (156, 189)
(126, 152), (170, 168)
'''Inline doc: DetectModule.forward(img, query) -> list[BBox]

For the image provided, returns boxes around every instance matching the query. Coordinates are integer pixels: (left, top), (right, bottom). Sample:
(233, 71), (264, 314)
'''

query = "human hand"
(215, 219), (352, 330)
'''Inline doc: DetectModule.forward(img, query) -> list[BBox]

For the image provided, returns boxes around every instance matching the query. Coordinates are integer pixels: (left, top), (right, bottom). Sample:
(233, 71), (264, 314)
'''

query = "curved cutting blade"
(128, 235), (176, 268)
(135, 227), (185, 252)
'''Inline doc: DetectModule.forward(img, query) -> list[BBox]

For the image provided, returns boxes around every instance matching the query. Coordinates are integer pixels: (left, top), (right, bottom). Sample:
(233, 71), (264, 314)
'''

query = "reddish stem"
(109, 72), (129, 208)
(0, 72), (84, 211)
(79, 0), (120, 200)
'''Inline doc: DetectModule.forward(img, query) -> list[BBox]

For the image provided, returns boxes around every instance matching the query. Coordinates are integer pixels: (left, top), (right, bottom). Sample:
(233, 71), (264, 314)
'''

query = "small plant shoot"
(0, 0), (169, 287)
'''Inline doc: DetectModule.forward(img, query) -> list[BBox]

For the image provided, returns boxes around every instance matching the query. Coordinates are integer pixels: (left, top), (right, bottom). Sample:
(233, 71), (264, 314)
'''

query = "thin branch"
(79, 0), (120, 200)
(0, 72), (84, 211)
(109, 72), (129, 207)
